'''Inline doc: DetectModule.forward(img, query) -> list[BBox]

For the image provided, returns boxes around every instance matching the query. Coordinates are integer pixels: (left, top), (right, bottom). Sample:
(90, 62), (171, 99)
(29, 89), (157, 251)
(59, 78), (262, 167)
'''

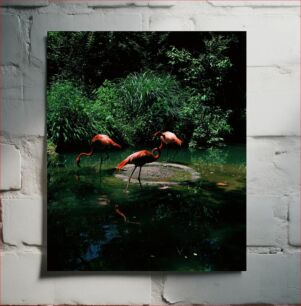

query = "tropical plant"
(94, 71), (187, 146)
(47, 80), (96, 151)
(176, 95), (232, 148)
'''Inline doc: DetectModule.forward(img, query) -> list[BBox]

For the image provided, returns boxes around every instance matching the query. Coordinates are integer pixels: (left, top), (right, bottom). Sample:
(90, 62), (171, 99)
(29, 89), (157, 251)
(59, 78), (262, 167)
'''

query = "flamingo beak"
(76, 159), (81, 167)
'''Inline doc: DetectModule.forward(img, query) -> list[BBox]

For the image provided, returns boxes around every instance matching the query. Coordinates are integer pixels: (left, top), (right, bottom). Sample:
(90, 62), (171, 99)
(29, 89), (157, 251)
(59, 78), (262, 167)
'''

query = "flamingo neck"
(76, 144), (94, 167)
(152, 140), (163, 159)
(159, 140), (164, 151)
(77, 147), (94, 161)
(80, 149), (94, 157)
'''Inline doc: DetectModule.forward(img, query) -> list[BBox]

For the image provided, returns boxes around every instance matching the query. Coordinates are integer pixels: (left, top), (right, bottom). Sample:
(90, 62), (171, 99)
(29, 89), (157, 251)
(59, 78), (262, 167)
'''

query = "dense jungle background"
(47, 32), (246, 152)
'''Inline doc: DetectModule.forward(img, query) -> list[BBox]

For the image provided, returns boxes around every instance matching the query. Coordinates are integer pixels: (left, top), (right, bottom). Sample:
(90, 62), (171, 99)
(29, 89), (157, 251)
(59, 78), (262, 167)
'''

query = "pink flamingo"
(116, 140), (163, 191)
(154, 131), (182, 160)
(76, 134), (121, 168)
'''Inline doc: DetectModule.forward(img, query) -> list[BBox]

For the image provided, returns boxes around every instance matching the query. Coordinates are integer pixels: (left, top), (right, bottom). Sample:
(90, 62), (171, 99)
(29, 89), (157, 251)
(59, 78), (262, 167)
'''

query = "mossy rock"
(114, 162), (200, 186)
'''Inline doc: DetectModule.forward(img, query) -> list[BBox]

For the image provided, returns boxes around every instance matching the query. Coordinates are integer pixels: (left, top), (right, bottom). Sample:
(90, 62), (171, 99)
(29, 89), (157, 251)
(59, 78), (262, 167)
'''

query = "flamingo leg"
(75, 170), (81, 182)
(126, 166), (137, 191)
(99, 154), (103, 172)
(171, 147), (179, 162)
(138, 166), (142, 188)
(103, 151), (109, 161)
(166, 146), (170, 162)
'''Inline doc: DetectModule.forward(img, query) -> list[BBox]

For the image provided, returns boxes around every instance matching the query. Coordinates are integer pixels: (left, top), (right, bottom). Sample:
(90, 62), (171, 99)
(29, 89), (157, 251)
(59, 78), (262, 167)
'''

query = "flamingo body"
(91, 134), (122, 150)
(116, 149), (158, 170)
(154, 131), (182, 146)
(116, 141), (163, 190)
(76, 134), (121, 167)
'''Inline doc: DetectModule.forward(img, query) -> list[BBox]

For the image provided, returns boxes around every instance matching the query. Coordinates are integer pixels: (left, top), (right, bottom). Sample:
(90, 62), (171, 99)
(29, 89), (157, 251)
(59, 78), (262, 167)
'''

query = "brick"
(288, 194), (300, 246)
(2, 13), (24, 66)
(149, 15), (194, 30)
(1, 64), (46, 136)
(102, 13), (142, 30)
(0, 66), (23, 101)
(2, 252), (54, 304)
(1, 65), (23, 135)
(193, 10), (299, 67)
(163, 253), (299, 304)
(248, 137), (299, 196)
(272, 138), (300, 190)
(2, 198), (43, 246)
(247, 195), (278, 246)
(148, 1), (175, 7)
(2, 251), (151, 304)
(207, 0), (300, 7)
(21, 65), (46, 136)
(0, 0), (49, 6)
(86, 0), (174, 7)
(19, 137), (45, 196)
(87, 1), (148, 7)
(0, 143), (21, 191)
(248, 66), (299, 136)
(247, 14), (299, 67)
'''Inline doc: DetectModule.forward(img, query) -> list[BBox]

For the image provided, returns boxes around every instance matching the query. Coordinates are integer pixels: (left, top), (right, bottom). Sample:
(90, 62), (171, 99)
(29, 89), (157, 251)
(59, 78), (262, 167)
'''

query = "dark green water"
(47, 145), (246, 271)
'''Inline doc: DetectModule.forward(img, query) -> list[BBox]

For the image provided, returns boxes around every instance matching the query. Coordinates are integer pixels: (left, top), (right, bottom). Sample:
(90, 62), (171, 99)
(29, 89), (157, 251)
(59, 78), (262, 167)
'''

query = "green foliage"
(47, 72), (233, 150)
(164, 34), (237, 147)
(47, 32), (245, 150)
(47, 32), (170, 95)
(166, 34), (234, 104)
(175, 95), (232, 148)
(94, 72), (185, 146)
(47, 139), (59, 167)
(96, 71), (233, 148)
(47, 80), (96, 150)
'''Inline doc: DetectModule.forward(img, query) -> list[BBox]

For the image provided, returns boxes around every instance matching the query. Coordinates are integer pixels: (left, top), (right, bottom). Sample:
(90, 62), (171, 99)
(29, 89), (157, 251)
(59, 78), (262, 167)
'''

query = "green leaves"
(47, 80), (97, 150)
(175, 94), (232, 149)
(165, 34), (234, 104)
(93, 71), (187, 146)
(48, 32), (246, 147)
(47, 72), (233, 150)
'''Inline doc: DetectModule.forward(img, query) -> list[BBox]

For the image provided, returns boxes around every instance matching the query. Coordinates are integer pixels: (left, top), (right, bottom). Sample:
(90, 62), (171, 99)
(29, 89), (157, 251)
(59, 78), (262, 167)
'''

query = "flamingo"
(116, 140), (163, 191)
(153, 131), (182, 160)
(76, 134), (121, 168)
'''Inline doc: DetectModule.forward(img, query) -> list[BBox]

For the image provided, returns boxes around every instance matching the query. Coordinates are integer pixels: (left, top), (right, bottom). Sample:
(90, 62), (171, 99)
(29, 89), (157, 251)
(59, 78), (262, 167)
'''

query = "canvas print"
(47, 32), (246, 271)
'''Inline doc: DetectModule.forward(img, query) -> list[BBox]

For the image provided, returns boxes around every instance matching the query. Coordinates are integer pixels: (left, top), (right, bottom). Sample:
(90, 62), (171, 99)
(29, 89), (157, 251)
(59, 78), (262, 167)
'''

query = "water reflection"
(48, 145), (246, 271)
(82, 224), (120, 261)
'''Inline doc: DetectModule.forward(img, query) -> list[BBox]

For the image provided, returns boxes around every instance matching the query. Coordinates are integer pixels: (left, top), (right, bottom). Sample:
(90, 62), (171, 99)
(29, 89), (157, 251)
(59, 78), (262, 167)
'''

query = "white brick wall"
(0, 0), (49, 7)
(0, 1), (300, 304)
(2, 198), (44, 246)
(0, 143), (21, 191)
(1, 13), (25, 65)
(2, 252), (151, 304)
(163, 253), (300, 304)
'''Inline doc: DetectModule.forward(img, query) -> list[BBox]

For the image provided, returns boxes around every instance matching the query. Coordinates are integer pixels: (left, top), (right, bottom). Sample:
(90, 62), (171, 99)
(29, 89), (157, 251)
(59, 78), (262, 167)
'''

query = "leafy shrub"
(48, 32), (245, 145)
(94, 71), (186, 146)
(166, 34), (233, 104)
(47, 139), (59, 167)
(47, 80), (96, 151)
(47, 73), (232, 151)
(176, 95), (232, 148)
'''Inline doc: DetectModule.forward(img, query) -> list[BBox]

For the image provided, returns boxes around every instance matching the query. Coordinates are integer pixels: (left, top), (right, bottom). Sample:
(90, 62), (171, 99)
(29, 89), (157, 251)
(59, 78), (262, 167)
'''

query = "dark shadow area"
(43, 147), (246, 273)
